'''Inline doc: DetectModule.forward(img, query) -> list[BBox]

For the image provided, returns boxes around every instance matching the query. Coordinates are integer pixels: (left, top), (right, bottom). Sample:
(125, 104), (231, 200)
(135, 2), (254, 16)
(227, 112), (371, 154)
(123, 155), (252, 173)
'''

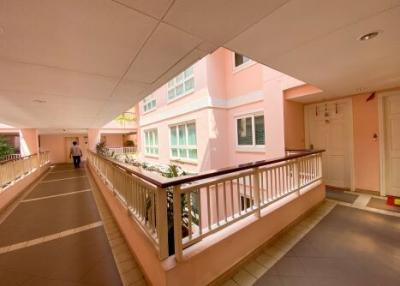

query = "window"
(236, 113), (265, 147)
(143, 129), (158, 156)
(142, 95), (156, 113)
(234, 53), (250, 68)
(170, 122), (197, 161)
(167, 66), (195, 101)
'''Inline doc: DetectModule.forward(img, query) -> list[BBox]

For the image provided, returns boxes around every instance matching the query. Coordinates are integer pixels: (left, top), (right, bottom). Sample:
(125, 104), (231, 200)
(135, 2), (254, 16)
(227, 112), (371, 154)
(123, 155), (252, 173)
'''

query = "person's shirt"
(70, 145), (82, 157)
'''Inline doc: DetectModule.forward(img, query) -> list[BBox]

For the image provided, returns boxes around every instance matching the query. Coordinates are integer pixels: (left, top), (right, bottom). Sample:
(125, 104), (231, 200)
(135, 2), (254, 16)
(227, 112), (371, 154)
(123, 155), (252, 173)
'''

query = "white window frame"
(232, 53), (256, 73)
(235, 112), (265, 151)
(169, 120), (198, 163)
(142, 94), (156, 114)
(167, 66), (195, 103)
(143, 128), (159, 157)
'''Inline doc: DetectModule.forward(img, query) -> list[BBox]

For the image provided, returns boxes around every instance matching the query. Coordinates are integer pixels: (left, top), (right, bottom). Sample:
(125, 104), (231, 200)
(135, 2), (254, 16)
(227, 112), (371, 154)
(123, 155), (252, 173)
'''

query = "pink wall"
(137, 48), (318, 173)
(284, 100), (305, 149)
(102, 134), (124, 147)
(139, 109), (212, 173)
(19, 128), (39, 156)
(40, 134), (88, 163)
(352, 94), (380, 192)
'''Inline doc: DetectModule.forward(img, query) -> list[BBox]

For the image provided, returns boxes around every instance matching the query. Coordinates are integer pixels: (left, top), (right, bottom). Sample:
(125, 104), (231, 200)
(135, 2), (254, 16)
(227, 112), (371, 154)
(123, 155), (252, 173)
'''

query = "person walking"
(70, 141), (83, 168)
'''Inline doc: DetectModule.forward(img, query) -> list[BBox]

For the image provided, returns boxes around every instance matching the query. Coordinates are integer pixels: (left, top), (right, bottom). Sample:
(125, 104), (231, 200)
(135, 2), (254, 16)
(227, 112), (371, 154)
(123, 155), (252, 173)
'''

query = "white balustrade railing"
(106, 147), (136, 155)
(0, 151), (50, 192)
(87, 152), (168, 259)
(0, 153), (21, 162)
(87, 150), (323, 261)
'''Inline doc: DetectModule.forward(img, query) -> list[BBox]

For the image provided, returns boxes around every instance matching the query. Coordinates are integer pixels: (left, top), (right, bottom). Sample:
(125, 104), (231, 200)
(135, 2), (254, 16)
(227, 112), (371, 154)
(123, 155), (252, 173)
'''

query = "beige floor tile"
(255, 253), (277, 269)
(221, 279), (240, 286)
(118, 259), (138, 274)
(122, 268), (143, 285)
(232, 270), (256, 286)
(116, 250), (132, 263)
(243, 261), (267, 278)
(129, 278), (147, 286)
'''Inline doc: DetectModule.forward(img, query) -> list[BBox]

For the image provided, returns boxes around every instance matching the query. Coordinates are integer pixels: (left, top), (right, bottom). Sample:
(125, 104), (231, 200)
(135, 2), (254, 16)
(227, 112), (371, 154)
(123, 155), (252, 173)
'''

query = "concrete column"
(19, 128), (39, 156)
(87, 128), (100, 152)
(263, 80), (286, 159)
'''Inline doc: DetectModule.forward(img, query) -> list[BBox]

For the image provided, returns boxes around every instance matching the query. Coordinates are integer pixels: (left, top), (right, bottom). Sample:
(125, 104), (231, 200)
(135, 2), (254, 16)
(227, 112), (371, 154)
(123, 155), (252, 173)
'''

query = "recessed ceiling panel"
(113, 0), (173, 19)
(0, 0), (157, 77)
(164, 0), (290, 44)
(124, 23), (202, 83)
(0, 60), (119, 100)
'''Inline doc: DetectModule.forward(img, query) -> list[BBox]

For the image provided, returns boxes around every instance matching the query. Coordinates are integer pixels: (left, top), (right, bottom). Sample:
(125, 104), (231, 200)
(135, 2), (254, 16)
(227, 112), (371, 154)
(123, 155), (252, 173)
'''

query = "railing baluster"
(173, 186), (183, 262)
(206, 186), (211, 230)
(223, 181), (228, 223)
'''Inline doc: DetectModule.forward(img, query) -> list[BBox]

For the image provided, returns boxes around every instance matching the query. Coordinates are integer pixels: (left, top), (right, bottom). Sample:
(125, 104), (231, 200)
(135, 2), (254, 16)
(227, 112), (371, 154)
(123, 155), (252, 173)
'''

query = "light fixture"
(32, 99), (46, 104)
(359, 31), (380, 41)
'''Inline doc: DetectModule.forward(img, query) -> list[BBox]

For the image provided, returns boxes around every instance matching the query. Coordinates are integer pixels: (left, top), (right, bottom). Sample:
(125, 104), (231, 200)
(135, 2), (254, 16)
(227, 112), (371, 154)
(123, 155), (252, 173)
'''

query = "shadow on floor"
(254, 205), (400, 286)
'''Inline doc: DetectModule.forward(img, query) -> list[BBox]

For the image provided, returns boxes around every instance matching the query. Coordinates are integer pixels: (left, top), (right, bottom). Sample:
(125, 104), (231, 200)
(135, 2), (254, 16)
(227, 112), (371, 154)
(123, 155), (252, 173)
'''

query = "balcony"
(87, 149), (324, 285)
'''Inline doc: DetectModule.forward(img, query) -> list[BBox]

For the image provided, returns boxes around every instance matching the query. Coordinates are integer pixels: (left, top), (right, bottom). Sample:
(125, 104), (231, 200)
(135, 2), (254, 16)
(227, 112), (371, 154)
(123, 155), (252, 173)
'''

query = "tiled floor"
(222, 194), (400, 286)
(254, 205), (400, 286)
(0, 163), (145, 286)
(325, 187), (358, 204)
(221, 201), (336, 286)
(367, 197), (400, 213)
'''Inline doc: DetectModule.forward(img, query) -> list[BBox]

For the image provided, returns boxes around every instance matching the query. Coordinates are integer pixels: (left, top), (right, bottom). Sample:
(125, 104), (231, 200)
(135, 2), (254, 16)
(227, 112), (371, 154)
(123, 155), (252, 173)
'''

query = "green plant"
(125, 140), (135, 147)
(0, 136), (15, 157)
(95, 141), (107, 155)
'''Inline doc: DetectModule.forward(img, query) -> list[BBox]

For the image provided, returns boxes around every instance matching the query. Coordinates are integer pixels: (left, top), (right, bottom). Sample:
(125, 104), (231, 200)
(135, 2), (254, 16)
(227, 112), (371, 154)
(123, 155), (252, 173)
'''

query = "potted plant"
(0, 136), (15, 159)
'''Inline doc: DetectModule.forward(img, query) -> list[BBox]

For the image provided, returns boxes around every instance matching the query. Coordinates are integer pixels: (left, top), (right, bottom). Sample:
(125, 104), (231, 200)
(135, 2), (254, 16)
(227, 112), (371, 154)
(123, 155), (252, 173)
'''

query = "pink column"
(19, 128), (39, 156)
(263, 80), (286, 159)
(87, 128), (100, 152)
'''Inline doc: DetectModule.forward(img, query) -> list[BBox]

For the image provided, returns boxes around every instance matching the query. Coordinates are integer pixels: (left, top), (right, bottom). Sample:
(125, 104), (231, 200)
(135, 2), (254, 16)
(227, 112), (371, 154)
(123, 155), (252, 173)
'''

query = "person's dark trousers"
(72, 156), (81, 168)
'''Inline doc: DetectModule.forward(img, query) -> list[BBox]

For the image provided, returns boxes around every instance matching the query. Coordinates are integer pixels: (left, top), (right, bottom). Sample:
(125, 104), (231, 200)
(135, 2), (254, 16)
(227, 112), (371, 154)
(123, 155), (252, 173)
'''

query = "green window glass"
(144, 129), (158, 155)
(167, 66), (195, 101)
(187, 123), (196, 145)
(237, 117), (253, 145)
(254, 115), (265, 145)
(170, 126), (177, 146)
(188, 149), (197, 159)
(178, 125), (186, 145)
(169, 122), (197, 161)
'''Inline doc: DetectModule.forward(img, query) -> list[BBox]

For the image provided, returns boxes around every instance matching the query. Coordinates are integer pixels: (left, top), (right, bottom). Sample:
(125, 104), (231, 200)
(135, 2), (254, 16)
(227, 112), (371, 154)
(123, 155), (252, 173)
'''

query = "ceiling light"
(359, 31), (380, 41)
(33, 99), (47, 104)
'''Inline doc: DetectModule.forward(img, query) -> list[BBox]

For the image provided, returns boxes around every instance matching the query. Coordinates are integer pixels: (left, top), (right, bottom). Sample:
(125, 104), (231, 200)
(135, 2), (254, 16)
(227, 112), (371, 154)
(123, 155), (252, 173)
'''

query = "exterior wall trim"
(140, 89), (264, 127)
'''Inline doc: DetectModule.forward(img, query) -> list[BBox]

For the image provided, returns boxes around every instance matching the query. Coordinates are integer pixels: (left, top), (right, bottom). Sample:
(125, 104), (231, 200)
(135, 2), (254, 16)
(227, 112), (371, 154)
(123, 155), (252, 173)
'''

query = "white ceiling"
(0, 0), (399, 128)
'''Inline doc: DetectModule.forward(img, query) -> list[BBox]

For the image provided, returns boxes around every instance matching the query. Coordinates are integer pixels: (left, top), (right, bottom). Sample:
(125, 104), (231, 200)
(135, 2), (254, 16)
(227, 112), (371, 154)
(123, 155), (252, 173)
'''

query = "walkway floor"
(0, 163), (146, 286)
(222, 197), (400, 286)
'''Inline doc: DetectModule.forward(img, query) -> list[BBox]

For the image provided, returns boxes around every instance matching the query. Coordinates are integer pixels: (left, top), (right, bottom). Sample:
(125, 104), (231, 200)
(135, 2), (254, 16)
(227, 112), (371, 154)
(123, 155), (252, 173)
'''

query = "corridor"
(0, 163), (143, 286)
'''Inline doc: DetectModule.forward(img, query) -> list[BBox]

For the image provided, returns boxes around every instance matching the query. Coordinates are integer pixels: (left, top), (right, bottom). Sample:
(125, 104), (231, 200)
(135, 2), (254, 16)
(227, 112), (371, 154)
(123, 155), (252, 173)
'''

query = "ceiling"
(0, 0), (399, 128)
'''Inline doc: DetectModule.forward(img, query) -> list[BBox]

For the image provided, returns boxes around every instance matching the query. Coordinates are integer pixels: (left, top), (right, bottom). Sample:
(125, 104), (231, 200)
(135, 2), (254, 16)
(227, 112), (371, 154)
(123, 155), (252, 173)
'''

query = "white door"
(305, 100), (353, 189)
(384, 95), (400, 196)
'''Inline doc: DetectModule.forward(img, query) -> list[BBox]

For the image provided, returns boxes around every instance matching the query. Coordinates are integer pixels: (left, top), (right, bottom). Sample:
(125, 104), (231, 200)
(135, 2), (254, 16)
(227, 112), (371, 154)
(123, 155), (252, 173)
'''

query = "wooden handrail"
(90, 149), (325, 189)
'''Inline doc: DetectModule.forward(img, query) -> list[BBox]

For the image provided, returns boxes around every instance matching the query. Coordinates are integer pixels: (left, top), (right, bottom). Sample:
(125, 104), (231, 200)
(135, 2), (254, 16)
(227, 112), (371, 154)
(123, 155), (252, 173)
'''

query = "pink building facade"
(137, 48), (311, 173)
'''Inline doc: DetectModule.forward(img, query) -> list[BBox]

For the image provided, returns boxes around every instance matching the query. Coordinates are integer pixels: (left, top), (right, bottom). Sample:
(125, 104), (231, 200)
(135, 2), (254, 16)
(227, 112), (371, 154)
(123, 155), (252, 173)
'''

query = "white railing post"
(317, 153), (323, 179)
(294, 158), (300, 192)
(156, 187), (169, 260)
(253, 167), (261, 218)
(173, 186), (183, 262)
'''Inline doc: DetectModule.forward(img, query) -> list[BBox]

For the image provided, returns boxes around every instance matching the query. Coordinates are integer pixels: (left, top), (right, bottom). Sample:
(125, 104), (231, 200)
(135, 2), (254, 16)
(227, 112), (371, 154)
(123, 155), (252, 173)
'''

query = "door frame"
(378, 90), (400, 196)
(304, 98), (355, 191)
